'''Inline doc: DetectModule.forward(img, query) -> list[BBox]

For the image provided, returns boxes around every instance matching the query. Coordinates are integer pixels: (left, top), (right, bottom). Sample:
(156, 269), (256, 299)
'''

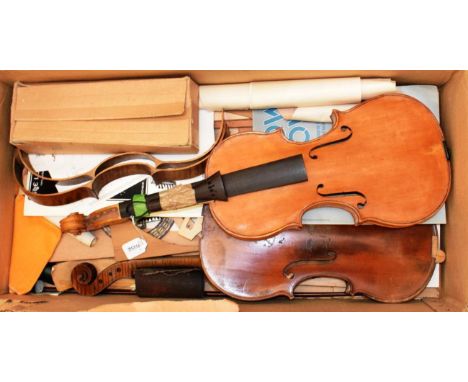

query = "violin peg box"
(10, 76), (199, 154)
(135, 267), (204, 299)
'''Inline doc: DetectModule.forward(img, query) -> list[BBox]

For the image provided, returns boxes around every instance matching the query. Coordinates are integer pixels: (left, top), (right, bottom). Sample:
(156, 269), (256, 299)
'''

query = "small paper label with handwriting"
(122, 238), (148, 259)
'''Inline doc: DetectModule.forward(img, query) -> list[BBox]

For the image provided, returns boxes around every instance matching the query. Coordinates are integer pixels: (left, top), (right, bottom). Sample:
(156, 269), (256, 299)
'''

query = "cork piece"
(159, 184), (196, 211)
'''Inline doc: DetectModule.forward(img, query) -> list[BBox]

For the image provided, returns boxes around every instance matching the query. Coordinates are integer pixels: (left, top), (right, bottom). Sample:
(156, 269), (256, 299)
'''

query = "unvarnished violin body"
(206, 94), (451, 239)
(200, 208), (436, 302)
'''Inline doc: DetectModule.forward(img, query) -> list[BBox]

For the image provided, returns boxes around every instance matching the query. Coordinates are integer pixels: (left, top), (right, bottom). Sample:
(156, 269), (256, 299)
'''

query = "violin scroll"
(71, 262), (98, 287)
(60, 213), (87, 235)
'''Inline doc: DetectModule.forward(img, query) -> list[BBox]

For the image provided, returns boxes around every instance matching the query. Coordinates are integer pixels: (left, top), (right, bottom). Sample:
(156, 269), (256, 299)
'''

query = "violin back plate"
(206, 94), (450, 239)
(200, 207), (435, 303)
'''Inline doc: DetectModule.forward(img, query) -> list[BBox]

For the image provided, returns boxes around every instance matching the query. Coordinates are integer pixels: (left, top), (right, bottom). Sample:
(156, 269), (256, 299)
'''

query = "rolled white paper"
(250, 77), (362, 109)
(200, 83), (251, 110)
(199, 77), (396, 111)
(361, 78), (396, 99)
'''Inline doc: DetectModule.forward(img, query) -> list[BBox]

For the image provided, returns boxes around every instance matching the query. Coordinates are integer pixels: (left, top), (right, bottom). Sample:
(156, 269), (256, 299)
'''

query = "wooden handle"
(71, 256), (202, 296)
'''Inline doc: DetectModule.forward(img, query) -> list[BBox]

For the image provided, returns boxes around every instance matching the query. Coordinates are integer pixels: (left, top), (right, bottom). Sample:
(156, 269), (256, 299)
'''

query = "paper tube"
(361, 78), (396, 99)
(199, 77), (396, 111)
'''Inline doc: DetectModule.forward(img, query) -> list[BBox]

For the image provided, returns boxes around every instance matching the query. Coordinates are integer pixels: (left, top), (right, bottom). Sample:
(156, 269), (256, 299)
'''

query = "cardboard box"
(0, 70), (466, 312)
(9, 76), (199, 154)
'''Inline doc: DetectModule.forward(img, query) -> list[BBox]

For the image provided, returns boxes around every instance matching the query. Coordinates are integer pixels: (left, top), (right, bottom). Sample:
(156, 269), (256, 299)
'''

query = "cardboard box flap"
(13, 76), (189, 121)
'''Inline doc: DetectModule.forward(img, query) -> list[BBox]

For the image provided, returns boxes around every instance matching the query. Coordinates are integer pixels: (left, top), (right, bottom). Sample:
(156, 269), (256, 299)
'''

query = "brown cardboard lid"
(13, 76), (189, 121)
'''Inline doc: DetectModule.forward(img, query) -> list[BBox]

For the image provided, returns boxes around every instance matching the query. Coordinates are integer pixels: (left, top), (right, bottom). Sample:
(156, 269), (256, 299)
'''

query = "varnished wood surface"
(52, 258), (121, 292)
(201, 208), (436, 303)
(59, 207), (126, 234)
(206, 94), (451, 239)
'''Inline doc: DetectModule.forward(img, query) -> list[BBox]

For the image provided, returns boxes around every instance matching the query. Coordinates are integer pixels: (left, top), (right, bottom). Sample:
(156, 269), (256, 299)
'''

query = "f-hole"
(309, 125), (353, 160)
(316, 184), (367, 209)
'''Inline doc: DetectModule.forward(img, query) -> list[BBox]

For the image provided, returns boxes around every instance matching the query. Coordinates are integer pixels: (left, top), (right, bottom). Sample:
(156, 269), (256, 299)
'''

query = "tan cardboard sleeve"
(10, 76), (199, 154)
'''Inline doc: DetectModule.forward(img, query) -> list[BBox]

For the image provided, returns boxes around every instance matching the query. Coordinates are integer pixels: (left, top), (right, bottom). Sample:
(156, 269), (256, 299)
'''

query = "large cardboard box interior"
(0, 70), (466, 312)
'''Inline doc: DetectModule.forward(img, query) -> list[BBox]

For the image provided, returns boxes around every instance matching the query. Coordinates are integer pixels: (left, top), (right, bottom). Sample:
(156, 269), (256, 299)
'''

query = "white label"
(122, 238), (148, 259)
